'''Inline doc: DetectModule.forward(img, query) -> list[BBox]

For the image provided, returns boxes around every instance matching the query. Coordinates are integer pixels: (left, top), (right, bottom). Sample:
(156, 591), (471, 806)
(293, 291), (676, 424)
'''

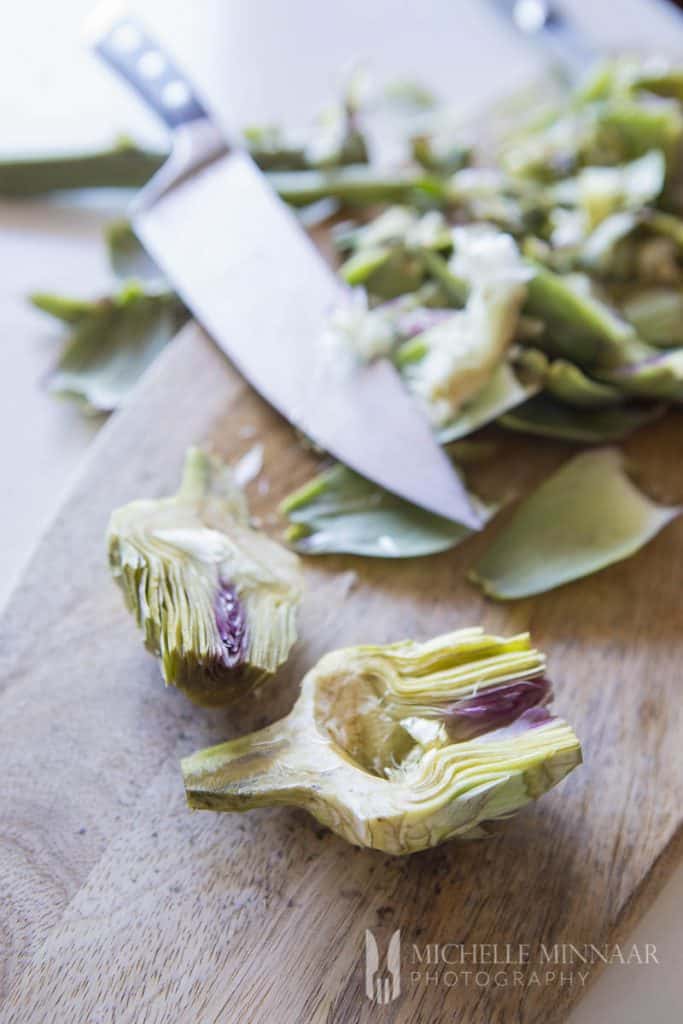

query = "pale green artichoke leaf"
(280, 463), (494, 558)
(183, 628), (582, 854)
(412, 128), (471, 175)
(642, 209), (683, 249)
(595, 96), (683, 165)
(339, 245), (392, 286)
(600, 347), (683, 401)
(338, 205), (450, 255)
(437, 361), (542, 442)
(524, 265), (645, 368)
(31, 291), (104, 325)
(621, 287), (683, 346)
(108, 448), (303, 705)
(499, 393), (664, 442)
(579, 208), (683, 282)
(45, 284), (184, 414)
(633, 65), (683, 102)
(579, 210), (639, 276)
(470, 448), (680, 600)
(335, 206), (448, 296)
(545, 358), (624, 408)
(325, 290), (452, 364)
(503, 90), (681, 182)
(345, 245), (427, 300)
(381, 78), (440, 111)
(404, 226), (531, 425)
(422, 249), (468, 307)
(575, 150), (665, 229)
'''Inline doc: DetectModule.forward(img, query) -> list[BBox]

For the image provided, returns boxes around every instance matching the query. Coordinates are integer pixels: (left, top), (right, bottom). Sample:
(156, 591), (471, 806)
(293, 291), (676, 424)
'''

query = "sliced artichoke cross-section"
(182, 629), (581, 854)
(108, 448), (303, 705)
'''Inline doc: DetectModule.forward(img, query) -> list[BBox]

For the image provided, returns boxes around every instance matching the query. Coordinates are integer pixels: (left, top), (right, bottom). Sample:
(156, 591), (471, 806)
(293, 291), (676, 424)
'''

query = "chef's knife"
(88, 8), (482, 528)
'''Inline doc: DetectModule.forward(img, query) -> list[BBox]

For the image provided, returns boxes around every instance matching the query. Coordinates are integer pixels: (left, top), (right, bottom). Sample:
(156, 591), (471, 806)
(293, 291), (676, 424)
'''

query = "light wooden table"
(1, 2), (681, 1021)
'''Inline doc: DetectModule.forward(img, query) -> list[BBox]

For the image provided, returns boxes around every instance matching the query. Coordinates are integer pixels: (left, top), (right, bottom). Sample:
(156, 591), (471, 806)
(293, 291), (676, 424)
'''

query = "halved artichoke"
(108, 448), (303, 705)
(182, 628), (581, 853)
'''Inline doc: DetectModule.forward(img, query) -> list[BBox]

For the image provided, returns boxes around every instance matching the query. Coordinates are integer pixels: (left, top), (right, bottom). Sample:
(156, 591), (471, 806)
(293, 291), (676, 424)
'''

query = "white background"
(0, 1), (681, 1020)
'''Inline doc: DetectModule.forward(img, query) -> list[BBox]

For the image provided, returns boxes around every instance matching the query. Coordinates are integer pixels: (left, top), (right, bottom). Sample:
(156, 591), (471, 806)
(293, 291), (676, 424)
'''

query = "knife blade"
(88, 7), (482, 529)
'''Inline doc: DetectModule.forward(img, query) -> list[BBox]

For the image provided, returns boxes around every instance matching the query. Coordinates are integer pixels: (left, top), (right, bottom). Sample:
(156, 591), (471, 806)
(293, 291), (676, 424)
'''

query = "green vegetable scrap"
(471, 448), (680, 600)
(281, 462), (495, 558)
(33, 283), (184, 414)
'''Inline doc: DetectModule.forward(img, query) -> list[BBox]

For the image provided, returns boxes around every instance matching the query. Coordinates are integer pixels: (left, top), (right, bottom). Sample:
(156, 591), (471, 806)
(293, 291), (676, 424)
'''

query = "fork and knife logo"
(365, 929), (401, 1004)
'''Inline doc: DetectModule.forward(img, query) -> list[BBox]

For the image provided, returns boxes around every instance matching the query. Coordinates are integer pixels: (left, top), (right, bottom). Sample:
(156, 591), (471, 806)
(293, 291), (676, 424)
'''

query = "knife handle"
(488, 0), (596, 78)
(90, 8), (209, 129)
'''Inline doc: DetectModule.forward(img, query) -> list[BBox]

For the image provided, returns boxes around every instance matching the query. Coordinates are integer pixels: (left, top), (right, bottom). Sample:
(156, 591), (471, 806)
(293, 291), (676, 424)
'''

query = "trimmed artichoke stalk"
(108, 448), (303, 705)
(182, 629), (581, 854)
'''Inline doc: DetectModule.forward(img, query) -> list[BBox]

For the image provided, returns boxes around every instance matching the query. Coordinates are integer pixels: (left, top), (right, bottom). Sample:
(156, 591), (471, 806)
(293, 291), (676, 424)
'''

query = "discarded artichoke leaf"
(634, 65), (683, 102)
(596, 97), (683, 166)
(545, 358), (624, 408)
(108, 448), (303, 705)
(35, 283), (185, 414)
(338, 206), (451, 254)
(339, 209), (450, 297)
(524, 265), (645, 368)
(504, 74), (683, 182)
(30, 292), (105, 325)
(0, 138), (165, 196)
(359, 247), (428, 300)
(621, 287), (683, 346)
(244, 71), (370, 172)
(600, 347), (683, 401)
(183, 628), (582, 854)
(575, 150), (666, 230)
(582, 57), (683, 106)
(241, 123), (308, 170)
(437, 361), (542, 443)
(339, 246), (391, 286)
(499, 393), (664, 443)
(422, 250), (469, 307)
(106, 219), (166, 285)
(642, 209), (683, 249)
(405, 226), (531, 425)
(281, 463), (493, 558)
(327, 290), (452, 364)
(411, 132), (471, 175)
(471, 448), (680, 600)
(269, 166), (445, 208)
(579, 211), (639, 276)
(304, 84), (369, 169)
(381, 78), (439, 111)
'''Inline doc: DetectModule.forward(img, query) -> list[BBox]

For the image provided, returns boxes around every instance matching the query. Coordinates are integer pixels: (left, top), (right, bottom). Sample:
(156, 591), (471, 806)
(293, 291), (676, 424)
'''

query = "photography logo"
(365, 929), (401, 1004)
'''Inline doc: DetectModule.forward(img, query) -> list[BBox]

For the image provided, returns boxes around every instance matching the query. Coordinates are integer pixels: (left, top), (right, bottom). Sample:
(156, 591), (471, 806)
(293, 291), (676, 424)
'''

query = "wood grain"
(0, 317), (682, 1024)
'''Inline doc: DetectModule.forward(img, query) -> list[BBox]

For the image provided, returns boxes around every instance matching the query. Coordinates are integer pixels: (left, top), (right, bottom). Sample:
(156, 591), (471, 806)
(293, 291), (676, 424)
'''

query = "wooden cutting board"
(1, 307), (682, 1023)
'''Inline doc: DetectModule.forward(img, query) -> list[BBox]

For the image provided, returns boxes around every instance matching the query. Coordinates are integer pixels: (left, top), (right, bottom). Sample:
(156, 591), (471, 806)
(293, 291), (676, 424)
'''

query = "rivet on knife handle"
(488, 0), (596, 79)
(89, 8), (208, 129)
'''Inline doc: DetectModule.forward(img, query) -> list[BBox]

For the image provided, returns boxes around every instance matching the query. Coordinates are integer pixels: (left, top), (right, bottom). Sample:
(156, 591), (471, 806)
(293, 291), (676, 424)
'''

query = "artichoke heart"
(182, 628), (581, 854)
(108, 448), (303, 705)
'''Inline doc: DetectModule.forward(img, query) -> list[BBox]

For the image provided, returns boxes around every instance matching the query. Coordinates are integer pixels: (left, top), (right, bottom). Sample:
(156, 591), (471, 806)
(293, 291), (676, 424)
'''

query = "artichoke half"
(108, 448), (303, 705)
(182, 628), (581, 854)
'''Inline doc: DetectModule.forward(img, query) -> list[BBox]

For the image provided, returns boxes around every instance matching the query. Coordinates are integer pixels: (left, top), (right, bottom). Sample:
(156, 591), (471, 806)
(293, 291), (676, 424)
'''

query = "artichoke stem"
(182, 719), (306, 810)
